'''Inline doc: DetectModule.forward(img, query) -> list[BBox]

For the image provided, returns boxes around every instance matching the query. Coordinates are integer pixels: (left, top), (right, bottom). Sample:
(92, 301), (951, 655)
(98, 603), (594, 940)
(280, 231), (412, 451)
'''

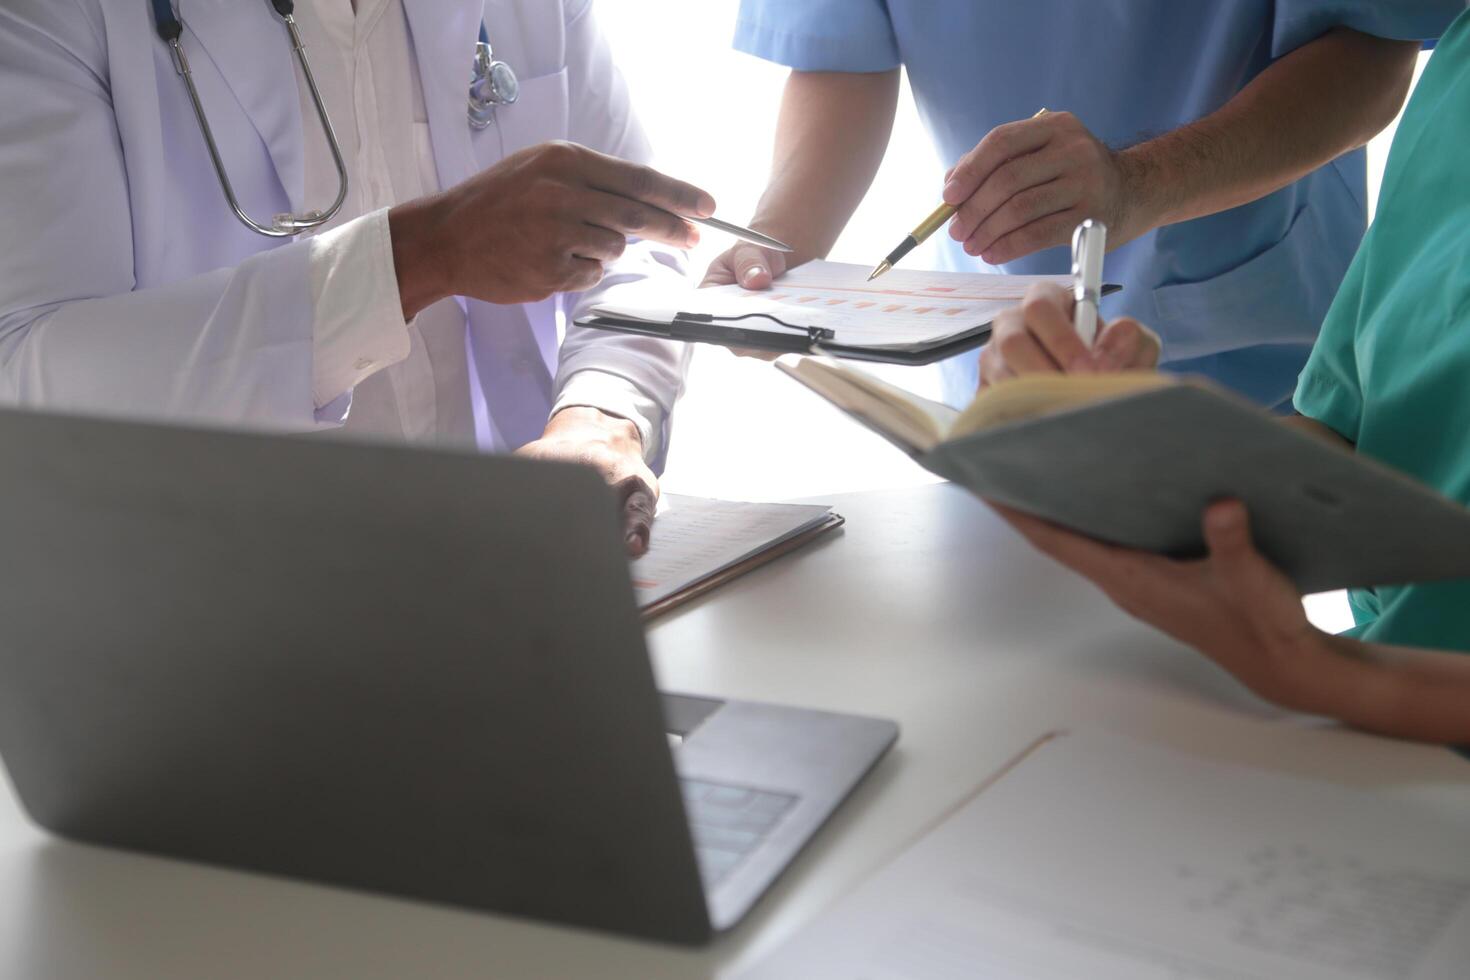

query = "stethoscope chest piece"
(468, 38), (519, 130)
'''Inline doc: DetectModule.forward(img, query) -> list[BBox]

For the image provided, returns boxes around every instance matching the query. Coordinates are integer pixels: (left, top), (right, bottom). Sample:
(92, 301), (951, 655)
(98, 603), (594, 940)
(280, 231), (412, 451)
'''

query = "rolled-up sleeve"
(1272, 0), (1466, 58)
(734, 0), (900, 72)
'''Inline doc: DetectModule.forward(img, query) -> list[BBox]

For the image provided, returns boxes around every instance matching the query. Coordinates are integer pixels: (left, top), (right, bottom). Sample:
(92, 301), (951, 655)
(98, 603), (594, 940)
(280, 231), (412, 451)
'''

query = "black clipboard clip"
(673, 312), (836, 344)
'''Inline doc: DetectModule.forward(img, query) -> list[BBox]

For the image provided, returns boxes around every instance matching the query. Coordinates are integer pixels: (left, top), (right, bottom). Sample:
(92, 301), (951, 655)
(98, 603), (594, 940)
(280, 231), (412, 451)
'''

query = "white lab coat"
(0, 0), (687, 463)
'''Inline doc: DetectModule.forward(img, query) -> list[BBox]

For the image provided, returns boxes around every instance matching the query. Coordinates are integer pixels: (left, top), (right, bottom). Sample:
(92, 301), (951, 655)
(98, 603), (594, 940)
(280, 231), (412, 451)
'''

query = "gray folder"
(918, 384), (1470, 594)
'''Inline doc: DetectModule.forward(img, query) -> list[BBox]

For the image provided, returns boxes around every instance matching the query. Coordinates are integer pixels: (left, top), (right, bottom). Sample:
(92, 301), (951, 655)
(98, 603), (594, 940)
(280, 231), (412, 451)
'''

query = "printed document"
(738, 730), (1470, 980)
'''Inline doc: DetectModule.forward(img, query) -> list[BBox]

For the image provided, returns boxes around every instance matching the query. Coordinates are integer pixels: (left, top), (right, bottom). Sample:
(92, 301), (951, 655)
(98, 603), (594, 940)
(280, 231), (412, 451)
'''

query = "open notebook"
(739, 730), (1470, 980)
(632, 495), (842, 619)
(577, 261), (1099, 365)
(779, 356), (1470, 594)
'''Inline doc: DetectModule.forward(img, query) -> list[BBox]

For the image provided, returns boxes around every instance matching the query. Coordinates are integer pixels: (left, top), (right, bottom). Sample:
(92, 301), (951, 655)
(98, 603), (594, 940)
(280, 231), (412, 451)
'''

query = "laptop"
(0, 408), (896, 945)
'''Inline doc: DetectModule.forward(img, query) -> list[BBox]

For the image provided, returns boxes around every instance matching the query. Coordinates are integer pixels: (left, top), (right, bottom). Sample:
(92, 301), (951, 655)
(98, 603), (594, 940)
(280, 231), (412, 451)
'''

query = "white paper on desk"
(631, 495), (833, 609)
(591, 261), (1071, 350)
(737, 730), (1470, 980)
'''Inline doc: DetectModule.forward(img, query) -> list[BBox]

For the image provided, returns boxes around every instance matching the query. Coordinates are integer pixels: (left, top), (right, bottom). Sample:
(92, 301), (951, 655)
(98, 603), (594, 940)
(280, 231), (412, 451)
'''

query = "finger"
(569, 225), (628, 263)
(565, 256), (604, 293)
(949, 152), (1066, 244)
(993, 501), (1181, 626)
(994, 327), (1061, 376)
(987, 501), (1132, 581)
(1095, 318), (1161, 371)
(978, 340), (1014, 387)
(1016, 282), (1092, 372)
(966, 179), (1073, 257)
(984, 305), (1057, 379)
(732, 244), (782, 290)
(942, 117), (1055, 207)
(981, 207), (1086, 266)
(621, 482), (657, 556)
(701, 252), (739, 288)
(584, 151), (717, 219)
(583, 190), (697, 249)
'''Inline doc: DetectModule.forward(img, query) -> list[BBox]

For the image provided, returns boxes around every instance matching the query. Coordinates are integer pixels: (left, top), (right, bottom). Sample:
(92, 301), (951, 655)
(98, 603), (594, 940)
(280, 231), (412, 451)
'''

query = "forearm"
(1283, 632), (1470, 745)
(1123, 29), (1419, 231)
(750, 69), (900, 265)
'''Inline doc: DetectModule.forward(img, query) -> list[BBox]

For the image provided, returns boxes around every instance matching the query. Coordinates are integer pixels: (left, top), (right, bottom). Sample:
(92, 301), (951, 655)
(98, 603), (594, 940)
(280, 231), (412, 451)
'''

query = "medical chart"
(631, 495), (834, 609)
(737, 730), (1470, 980)
(591, 261), (1072, 350)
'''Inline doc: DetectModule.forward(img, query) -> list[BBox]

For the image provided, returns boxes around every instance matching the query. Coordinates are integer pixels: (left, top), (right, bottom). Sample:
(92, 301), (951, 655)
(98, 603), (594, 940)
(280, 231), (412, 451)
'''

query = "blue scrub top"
(735, 0), (1462, 409)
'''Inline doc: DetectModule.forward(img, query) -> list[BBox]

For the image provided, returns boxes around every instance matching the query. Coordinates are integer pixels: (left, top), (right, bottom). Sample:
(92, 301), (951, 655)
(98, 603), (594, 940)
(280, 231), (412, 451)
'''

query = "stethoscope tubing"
(150, 0), (513, 239)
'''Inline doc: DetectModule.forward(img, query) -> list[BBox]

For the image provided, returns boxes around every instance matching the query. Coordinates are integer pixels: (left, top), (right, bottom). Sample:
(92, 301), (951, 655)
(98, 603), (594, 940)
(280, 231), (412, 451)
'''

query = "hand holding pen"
(869, 109), (1053, 280)
(870, 108), (1146, 279)
(977, 220), (1160, 387)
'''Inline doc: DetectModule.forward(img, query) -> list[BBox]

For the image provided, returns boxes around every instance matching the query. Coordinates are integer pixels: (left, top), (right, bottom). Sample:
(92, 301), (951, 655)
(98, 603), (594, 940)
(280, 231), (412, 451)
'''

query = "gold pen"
(869, 108), (1050, 281)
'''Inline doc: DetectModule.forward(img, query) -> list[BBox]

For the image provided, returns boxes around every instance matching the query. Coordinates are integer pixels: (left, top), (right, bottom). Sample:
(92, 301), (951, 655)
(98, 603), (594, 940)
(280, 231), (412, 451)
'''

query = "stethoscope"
(150, 0), (519, 238)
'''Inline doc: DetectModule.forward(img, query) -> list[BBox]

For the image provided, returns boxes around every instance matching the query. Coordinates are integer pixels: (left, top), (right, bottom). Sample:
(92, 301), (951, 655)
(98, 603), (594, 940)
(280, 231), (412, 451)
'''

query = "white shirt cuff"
(552, 369), (664, 462)
(307, 208), (412, 408)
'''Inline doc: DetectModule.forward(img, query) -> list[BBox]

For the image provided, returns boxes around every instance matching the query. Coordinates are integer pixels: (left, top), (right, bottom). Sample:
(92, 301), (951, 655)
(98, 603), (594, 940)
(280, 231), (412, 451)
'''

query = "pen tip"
(867, 262), (890, 282)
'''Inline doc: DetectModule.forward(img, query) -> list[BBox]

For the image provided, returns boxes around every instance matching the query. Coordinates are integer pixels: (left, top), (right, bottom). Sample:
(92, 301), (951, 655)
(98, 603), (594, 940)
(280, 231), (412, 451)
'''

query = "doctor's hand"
(390, 141), (716, 318)
(980, 282), (1159, 387)
(516, 407), (659, 557)
(943, 111), (1148, 266)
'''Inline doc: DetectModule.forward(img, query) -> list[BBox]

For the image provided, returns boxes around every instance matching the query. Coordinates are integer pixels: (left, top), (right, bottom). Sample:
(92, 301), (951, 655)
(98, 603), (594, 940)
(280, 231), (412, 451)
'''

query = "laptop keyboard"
(680, 778), (798, 888)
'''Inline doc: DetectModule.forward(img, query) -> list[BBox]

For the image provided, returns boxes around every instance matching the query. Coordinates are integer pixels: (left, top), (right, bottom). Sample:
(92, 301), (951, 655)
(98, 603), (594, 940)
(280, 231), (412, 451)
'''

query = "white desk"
(1, 484), (1465, 978)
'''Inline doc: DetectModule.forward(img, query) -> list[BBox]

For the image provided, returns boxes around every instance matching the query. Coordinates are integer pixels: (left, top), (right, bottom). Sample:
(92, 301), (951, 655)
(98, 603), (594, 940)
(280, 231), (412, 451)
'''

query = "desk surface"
(1, 484), (1465, 979)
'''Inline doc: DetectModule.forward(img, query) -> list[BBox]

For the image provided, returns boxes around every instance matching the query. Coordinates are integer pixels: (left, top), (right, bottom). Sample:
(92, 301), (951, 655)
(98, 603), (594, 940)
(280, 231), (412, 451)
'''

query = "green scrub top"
(1294, 8), (1470, 653)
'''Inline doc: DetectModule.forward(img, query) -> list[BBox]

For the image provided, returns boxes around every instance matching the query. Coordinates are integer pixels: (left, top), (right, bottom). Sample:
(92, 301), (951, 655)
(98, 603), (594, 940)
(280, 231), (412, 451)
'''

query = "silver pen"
(685, 215), (793, 253)
(1071, 220), (1107, 348)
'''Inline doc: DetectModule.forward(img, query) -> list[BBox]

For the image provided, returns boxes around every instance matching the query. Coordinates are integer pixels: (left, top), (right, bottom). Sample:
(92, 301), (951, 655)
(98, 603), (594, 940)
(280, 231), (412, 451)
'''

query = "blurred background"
(596, 0), (1430, 629)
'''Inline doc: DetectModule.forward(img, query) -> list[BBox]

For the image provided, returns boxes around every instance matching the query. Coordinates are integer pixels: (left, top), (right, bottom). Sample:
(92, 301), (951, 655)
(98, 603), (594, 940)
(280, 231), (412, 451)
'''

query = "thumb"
(1203, 500), (1253, 561)
(700, 250), (738, 287)
(733, 245), (779, 290)
(622, 483), (656, 556)
(1202, 499), (1309, 630)
(1202, 499), (1272, 588)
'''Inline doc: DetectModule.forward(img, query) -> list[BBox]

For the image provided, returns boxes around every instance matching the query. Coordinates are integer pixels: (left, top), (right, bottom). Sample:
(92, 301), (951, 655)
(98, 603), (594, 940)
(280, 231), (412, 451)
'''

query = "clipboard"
(577, 285), (1120, 367)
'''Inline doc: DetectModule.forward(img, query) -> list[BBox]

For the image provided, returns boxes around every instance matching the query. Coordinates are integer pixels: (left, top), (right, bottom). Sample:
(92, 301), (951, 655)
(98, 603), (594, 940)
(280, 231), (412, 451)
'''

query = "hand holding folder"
(778, 357), (1470, 594)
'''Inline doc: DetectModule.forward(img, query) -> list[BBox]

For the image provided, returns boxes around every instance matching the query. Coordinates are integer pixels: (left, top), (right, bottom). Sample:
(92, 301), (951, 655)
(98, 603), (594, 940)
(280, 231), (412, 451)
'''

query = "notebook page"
(631, 495), (833, 608)
(590, 261), (1071, 349)
(738, 730), (1470, 980)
